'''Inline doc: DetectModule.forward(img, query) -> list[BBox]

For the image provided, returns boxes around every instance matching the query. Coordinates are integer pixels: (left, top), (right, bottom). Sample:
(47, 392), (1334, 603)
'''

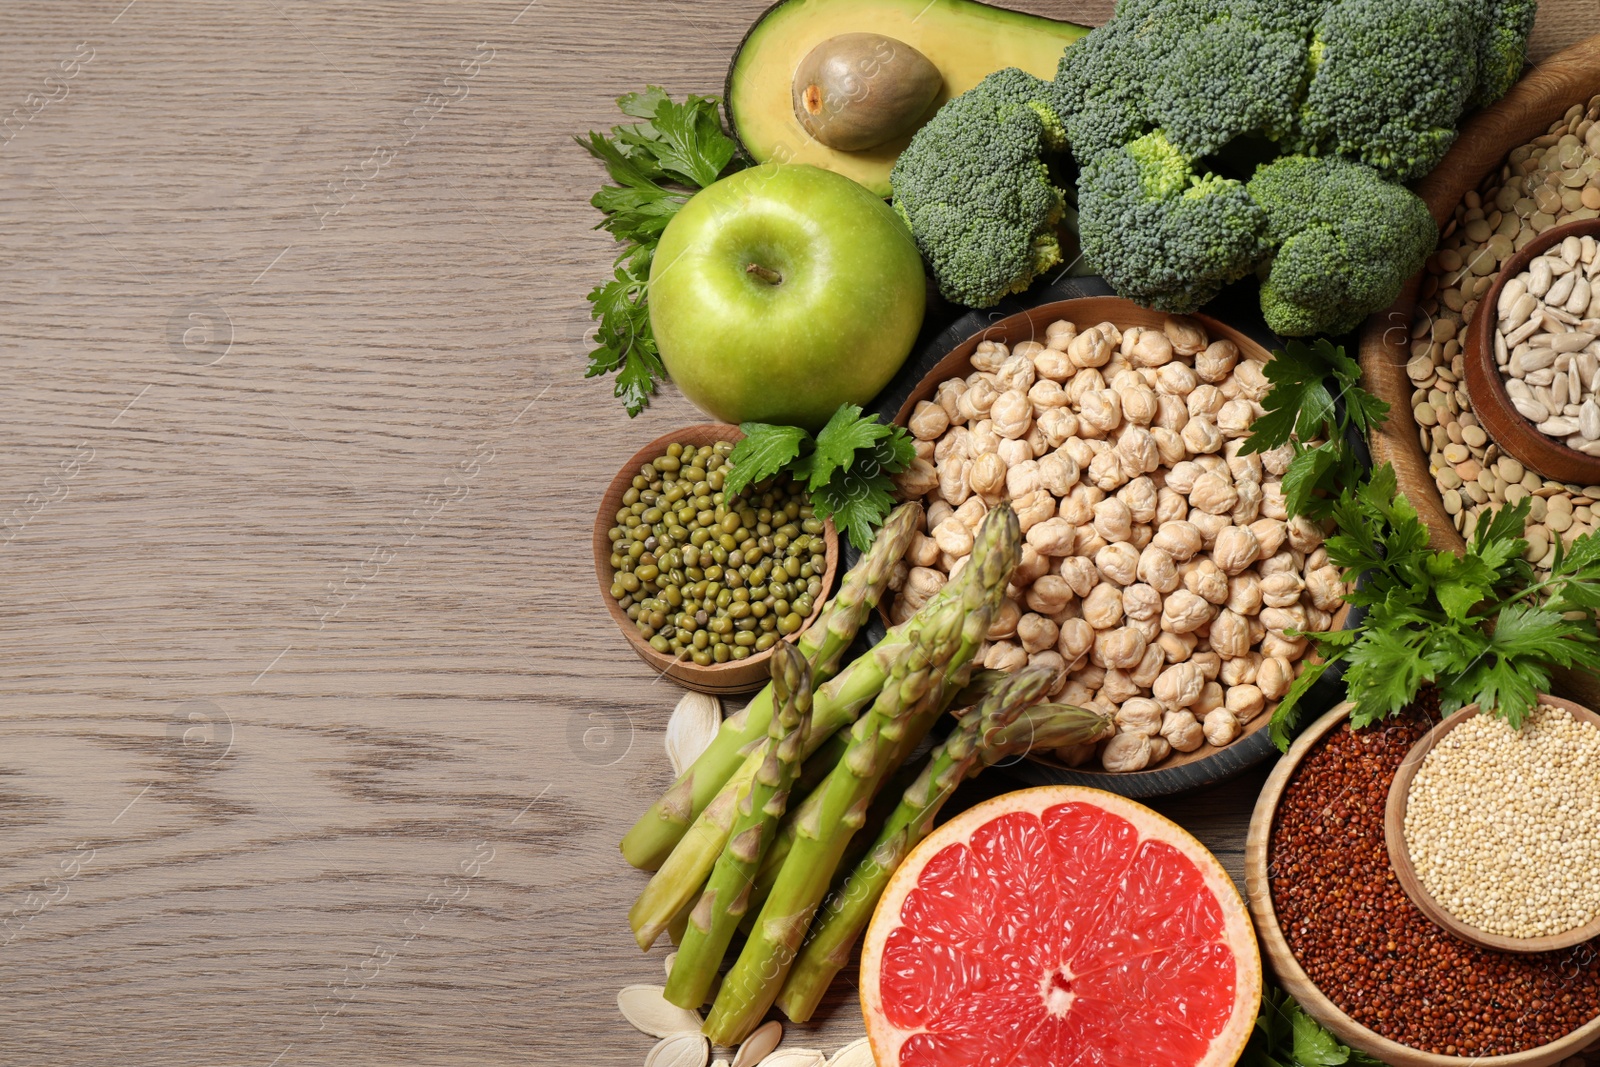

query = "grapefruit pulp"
(860, 786), (1260, 1067)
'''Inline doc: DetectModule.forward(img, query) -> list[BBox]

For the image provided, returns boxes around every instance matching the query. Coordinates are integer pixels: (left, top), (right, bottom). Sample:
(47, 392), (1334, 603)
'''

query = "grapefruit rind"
(860, 785), (1261, 1067)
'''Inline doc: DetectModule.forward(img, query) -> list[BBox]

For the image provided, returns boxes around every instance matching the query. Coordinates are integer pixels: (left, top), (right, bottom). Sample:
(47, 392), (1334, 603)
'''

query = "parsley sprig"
(725, 405), (917, 552)
(578, 87), (745, 416)
(1270, 463), (1600, 748)
(1240, 987), (1383, 1067)
(1240, 338), (1388, 519)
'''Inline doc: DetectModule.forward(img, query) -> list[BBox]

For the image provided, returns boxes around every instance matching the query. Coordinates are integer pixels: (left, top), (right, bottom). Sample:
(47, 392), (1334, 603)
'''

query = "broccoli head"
(891, 69), (1070, 308)
(1248, 155), (1438, 336)
(1294, 0), (1528, 182)
(1077, 131), (1268, 314)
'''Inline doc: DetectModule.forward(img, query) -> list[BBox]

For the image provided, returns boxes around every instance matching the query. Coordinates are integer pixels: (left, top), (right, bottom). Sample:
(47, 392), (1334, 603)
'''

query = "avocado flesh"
(726, 0), (1088, 198)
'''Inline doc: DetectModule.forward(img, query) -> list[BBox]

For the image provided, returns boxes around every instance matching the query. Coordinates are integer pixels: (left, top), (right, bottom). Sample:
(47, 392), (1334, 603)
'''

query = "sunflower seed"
(646, 1032), (710, 1067)
(826, 1040), (875, 1067)
(756, 1052), (826, 1067)
(732, 1021), (783, 1067)
(665, 692), (722, 776)
(618, 985), (705, 1038)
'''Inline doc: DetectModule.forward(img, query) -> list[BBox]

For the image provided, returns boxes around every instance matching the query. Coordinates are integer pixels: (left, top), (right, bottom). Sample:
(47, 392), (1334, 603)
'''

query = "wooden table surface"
(0, 3), (1591, 1065)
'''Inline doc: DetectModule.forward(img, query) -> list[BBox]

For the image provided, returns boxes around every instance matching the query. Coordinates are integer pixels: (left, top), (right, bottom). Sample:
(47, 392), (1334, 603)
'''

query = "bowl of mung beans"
(593, 423), (839, 695)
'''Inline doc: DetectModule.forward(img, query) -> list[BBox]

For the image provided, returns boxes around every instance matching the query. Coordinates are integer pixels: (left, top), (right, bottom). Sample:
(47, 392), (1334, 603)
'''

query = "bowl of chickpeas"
(593, 424), (840, 696)
(878, 293), (1356, 797)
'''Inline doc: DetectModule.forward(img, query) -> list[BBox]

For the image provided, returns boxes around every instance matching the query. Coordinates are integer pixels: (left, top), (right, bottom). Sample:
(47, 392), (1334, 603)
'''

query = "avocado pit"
(791, 33), (942, 152)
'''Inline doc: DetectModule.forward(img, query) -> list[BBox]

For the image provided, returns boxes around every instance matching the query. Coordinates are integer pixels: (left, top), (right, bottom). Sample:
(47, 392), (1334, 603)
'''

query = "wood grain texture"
(0, 3), (1585, 1065)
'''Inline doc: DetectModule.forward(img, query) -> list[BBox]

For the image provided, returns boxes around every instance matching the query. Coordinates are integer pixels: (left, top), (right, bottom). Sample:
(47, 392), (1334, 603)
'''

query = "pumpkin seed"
(646, 1032), (711, 1067)
(618, 984), (705, 1038)
(825, 1039), (875, 1067)
(665, 692), (721, 776)
(732, 1021), (782, 1067)
(756, 1052), (826, 1067)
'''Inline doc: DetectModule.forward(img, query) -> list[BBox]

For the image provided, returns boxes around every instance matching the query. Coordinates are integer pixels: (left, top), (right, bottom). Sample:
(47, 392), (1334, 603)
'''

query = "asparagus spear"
(775, 686), (1116, 1022)
(621, 503), (921, 871)
(703, 506), (1021, 1045)
(665, 642), (814, 1010)
(628, 507), (1014, 949)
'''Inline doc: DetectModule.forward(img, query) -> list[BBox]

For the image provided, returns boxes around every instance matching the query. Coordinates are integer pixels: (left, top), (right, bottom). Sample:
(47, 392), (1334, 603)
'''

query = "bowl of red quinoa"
(1246, 691), (1600, 1066)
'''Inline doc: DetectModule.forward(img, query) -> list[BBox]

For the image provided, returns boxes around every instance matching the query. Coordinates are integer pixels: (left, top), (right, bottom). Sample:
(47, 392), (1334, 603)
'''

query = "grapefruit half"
(860, 786), (1260, 1067)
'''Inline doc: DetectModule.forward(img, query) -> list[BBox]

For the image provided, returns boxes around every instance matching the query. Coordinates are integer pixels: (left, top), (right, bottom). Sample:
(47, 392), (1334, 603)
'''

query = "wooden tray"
(1358, 32), (1600, 709)
(1246, 702), (1600, 1067)
(861, 280), (1358, 799)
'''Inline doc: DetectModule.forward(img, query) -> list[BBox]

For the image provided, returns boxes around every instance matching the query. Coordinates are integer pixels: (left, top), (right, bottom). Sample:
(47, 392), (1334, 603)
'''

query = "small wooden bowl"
(1465, 217), (1600, 484)
(1247, 702), (1600, 1067)
(880, 293), (1352, 797)
(592, 423), (839, 696)
(1385, 694), (1600, 953)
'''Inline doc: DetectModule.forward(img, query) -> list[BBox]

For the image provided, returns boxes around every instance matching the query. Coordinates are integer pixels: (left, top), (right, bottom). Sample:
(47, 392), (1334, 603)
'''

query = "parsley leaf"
(1271, 465), (1600, 748)
(724, 423), (809, 496)
(1241, 338), (1387, 519)
(578, 87), (745, 416)
(722, 405), (915, 550)
(1240, 988), (1384, 1067)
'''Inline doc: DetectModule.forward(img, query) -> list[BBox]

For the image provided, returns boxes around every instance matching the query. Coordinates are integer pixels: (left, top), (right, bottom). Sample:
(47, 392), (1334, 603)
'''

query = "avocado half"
(725, 0), (1089, 198)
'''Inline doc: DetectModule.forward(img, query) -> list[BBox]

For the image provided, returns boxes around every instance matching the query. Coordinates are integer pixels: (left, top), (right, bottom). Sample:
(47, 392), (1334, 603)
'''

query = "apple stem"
(745, 263), (783, 286)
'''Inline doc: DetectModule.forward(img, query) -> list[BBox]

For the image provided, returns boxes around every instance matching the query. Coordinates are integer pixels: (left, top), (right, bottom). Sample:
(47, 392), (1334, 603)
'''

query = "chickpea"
(1181, 415), (1223, 455)
(1165, 460), (1203, 496)
(1260, 631), (1307, 659)
(986, 597), (1022, 641)
(1068, 326), (1114, 369)
(1079, 389), (1123, 435)
(936, 456), (971, 507)
(1260, 479), (1289, 520)
(1210, 608), (1251, 658)
(1152, 520), (1202, 562)
(1136, 544), (1181, 595)
(1115, 425), (1160, 476)
(1259, 548), (1299, 577)
(1162, 710), (1206, 752)
(1121, 582), (1163, 623)
(1220, 651), (1260, 686)
(1156, 361), (1200, 398)
(995, 353), (1036, 393)
(1158, 630), (1198, 664)
(1155, 393), (1190, 433)
(931, 517), (974, 558)
(1224, 441), (1264, 483)
(1102, 731), (1152, 773)
(1033, 344), (1075, 383)
(1045, 319), (1076, 348)
(1026, 574), (1075, 617)
(1226, 683), (1266, 722)
(1014, 543), (1051, 587)
(1011, 611), (1057, 655)
(1116, 697), (1165, 736)
(1074, 526), (1109, 559)
(1131, 642), (1166, 687)
(1026, 516), (1076, 557)
(968, 419), (1001, 457)
(1153, 661), (1205, 710)
(1118, 477), (1159, 523)
(887, 559), (909, 593)
(970, 339), (1008, 373)
(1059, 555), (1099, 598)
(1057, 616), (1095, 664)
(1261, 604), (1307, 634)
(1150, 426), (1187, 468)
(1259, 571), (1305, 609)
(997, 435), (1033, 468)
(1037, 407), (1079, 447)
(1286, 514), (1325, 553)
(1121, 385), (1160, 426)
(1093, 497), (1134, 543)
(925, 499), (955, 533)
(1006, 458), (1043, 496)
(935, 379), (967, 425)
(1029, 378), (1070, 416)
(1216, 399), (1257, 438)
(1230, 479), (1263, 526)
(957, 377), (999, 422)
(991, 389), (1033, 440)
(1162, 315), (1208, 355)
(1182, 559), (1229, 606)
(1013, 488), (1057, 533)
(1212, 525), (1262, 576)
(895, 457), (939, 499)
(1256, 655), (1293, 699)
(1095, 626), (1148, 670)
(900, 566), (946, 612)
(1247, 517), (1286, 559)
(1162, 588), (1216, 634)
(909, 401), (950, 441)
(934, 425), (970, 463)
(1194, 339), (1238, 382)
(1188, 471), (1239, 516)
(1095, 542), (1141, 586)
(1087, 449), (1128, 491)
(1128, 328), (1176, 368)
(1226, 573), (1264, 616)
(1030, 650), (1069, 693)
(1061, 437), (1097, 471)
(1082, 582), (1125, 630)
(1259, 441), (1294, 477)
(1306, 565), (1345, 612)
(1189, 509), (1232, 549)
(1064, 367), (1106, 408)
(1186, 384), (1224, 419)
(1073, 664), (1108, 691)
(984, 640), (1029, 672)
(1234, 359), (1271, 401)
(1203, 707), (1240, 747)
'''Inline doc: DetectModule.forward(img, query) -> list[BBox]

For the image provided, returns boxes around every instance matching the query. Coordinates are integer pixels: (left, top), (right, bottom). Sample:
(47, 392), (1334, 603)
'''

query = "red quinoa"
(1269, 689), (1600, 1056)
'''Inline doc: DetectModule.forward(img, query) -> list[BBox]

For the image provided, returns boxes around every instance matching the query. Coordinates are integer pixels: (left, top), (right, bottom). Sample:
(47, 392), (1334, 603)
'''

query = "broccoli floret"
(891, 69), (1070, 308)
(1056, 16), (1154, 166)
(1294, 0), (1505, 182)
(1248, 155), (1438, 336)
(1078, 131), (1268, 314)
(1474, 0), (1539, 108)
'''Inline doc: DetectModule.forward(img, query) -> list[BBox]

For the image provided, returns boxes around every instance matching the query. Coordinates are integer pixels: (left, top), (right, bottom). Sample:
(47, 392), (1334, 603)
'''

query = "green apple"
(649, 163), (925, 430)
